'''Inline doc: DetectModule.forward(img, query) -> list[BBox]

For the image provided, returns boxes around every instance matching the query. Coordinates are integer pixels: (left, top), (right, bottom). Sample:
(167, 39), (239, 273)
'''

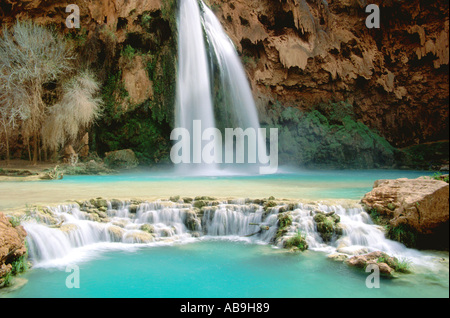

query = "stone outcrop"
(361, 178), (449, 249)
(345, 251), (405, 276)
(0, 212), (27, 286)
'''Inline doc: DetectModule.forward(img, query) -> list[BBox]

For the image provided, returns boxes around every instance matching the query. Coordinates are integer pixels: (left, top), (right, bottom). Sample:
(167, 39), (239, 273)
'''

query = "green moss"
(8, 216), (21, 227)
(388, 224), (418, 248)
(278, 212), (292, 229)
(263, 200), (277, 212)
(263, 100), (397, 168)
(193, 200), (207, 209)
(284, 231), (308, 251)
(121, 44), (136, 63)
(275, 212), (292, 240)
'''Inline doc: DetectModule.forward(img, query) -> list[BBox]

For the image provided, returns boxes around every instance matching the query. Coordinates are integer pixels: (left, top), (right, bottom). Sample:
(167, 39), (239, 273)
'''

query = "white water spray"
(174, 0), (268, 174)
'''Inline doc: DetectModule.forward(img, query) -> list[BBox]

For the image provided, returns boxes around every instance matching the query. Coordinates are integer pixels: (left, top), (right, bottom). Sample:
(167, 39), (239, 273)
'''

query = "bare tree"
(0, 20), (74, 164)
(41, 70), (103, 155)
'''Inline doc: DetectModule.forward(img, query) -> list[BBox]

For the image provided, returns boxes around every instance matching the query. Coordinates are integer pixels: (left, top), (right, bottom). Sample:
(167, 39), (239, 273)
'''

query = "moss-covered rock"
(193, 200), (207, 209)
(284, 231), (309, 251)
(104, 149), (139, 169)
(313, 211), (342, 243)
(140, 223), (155, 234)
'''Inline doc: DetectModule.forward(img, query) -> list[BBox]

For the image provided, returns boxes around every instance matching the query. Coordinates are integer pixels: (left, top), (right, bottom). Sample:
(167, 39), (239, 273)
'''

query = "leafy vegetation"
(377, 255), (411, 273)
(430, 172), (449, 183)
(121, 44), (137, 64)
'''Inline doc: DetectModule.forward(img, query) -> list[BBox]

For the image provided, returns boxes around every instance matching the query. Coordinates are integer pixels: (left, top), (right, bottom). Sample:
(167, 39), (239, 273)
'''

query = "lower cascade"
(21, 197), (424, 268)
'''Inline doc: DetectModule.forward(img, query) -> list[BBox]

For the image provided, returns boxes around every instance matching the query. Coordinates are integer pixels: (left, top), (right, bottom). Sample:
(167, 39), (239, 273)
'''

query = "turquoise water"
(1, 169), (447, 299)
(4, 240), (448, 298)
(56, 168), (431, 200)
(0, 169), (432, 210)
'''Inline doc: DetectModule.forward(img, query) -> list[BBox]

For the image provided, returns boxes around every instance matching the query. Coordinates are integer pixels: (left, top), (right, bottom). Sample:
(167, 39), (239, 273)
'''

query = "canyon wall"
(209, 0), (449, 148)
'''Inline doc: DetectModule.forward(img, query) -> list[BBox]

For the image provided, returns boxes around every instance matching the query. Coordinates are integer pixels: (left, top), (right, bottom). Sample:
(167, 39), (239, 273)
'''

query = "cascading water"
(21, 198), (427, 268)
(174, 0), (267, 173)
(175, 0), (217, 173)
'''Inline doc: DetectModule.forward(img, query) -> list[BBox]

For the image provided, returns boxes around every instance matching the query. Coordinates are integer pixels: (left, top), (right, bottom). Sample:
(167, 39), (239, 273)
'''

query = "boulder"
(124, 231), (154, 243)
(345, 251), (400, 276)
(106, 225), (125, 242)
(361, 178), (449, 249)
(0, 212), (27, 286)
(104, 149), (139, 169)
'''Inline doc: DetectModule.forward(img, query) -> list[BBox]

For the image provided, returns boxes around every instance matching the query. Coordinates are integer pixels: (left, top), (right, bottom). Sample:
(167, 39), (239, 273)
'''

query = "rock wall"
(209, 0), (449, 148)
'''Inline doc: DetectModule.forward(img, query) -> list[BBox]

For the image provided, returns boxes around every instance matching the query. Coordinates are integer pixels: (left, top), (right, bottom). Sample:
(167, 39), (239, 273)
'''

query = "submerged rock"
(124, 231), (154, 243)
(327, 253), (349, 262)
(345, 251), (404, 276)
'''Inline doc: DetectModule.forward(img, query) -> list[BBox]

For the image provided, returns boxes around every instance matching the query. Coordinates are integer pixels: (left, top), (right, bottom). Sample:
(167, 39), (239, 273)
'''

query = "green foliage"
(278, 212), (292, 229)
(161, 0), (178, 33)
(8, 216), (21, 227)
(369, 208), (384, 225)
(275, 212), (293, 243)
(284, 231), (308, 251)
(387, 203), (396, 211)
(388, 224), (418, 248)
(431, 172), (449, 183)
(92, 1), (178, 166)
(141, 12), (153, 27)
(377, 255), (411, 273)
(263, 100), (397, 168)
(10, 254), (28, 275)
(393, 258), (412, 273)
(94, 103), (172, 165)
(64, 27), (88, 47)
(1, 241), (28, 287)
(121, 44), (136, 62)
(148, 48), (176, 126)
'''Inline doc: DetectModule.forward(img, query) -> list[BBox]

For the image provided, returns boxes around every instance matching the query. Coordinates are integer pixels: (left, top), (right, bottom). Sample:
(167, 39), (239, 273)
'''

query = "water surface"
(0, 168), (430, 210)
(4, 240), (448, 298)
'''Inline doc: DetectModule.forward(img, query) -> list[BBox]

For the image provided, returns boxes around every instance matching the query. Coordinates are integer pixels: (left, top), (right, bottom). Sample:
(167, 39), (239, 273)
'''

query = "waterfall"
(174, 0), (266, 173)
(175, 0), (217, 173)
(21, 198), (425, 268)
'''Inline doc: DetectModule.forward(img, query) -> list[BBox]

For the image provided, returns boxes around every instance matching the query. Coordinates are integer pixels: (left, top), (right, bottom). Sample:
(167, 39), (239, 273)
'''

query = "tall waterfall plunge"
(174, 0), (268, 174)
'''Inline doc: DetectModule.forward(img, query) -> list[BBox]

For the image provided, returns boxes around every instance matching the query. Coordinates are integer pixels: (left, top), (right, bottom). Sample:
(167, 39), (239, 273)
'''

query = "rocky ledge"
(361, 177), (449, 250)
(0, 212), (27, 287)
(344, 251), (411, 276)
